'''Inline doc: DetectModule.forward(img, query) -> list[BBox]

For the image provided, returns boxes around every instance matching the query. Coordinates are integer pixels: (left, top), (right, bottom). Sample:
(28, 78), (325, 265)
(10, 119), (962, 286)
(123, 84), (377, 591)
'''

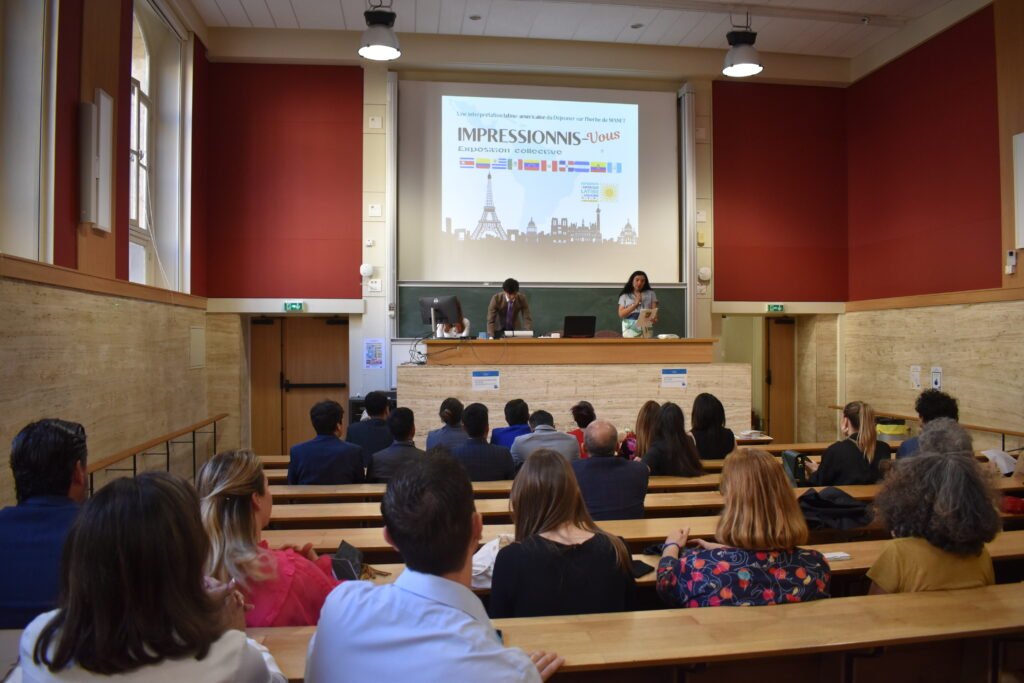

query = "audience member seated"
(16, 472), (285, 682)
(198, 450), (339, 627)
(918, 417), (973, 456)
(0, 420), (88, 629)
(345, 391), (393, 469)
(435, 300), (471, 338)
(690, 392), (736, 460)
(452, 404), (516, 481)
(510, 410), (581, 468)
(426, 397), (470, 451)
(805, 401), (891, 486)
(567, 401), (596, 457)
(573, 420), (649, 521)
(288, 400), (365, 485)
(491, 398), (531, 448)
(490, 449), (636, 618)
(368, 407), (424, 483)
(657, 449), (830, 608)
(898, 389), (959, 459)
(625, 400), (660, 460)
(642, 402), (704, 477)
(306, 454), (562, 682)
(868, 453), (1000, 594)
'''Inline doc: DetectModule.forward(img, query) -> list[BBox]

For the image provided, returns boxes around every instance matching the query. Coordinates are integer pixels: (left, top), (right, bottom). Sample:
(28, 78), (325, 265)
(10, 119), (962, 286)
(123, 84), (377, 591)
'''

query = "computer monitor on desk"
(418, 296), (462, 333)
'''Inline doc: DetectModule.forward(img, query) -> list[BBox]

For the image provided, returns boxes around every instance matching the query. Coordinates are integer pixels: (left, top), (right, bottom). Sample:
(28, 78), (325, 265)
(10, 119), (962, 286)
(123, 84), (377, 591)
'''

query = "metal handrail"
(87, 413), (228, 493)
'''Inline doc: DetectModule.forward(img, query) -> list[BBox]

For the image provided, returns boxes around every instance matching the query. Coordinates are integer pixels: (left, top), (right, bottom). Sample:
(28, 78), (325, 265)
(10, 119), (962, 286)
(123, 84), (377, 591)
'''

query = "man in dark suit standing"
(572, 420), (648, 521)
(368, 407), (425, 483)
(289, 400), (365, 485)
(485, 278), (532, 338)
(346, 391), (393, 469)
(451, 403), (515, 481)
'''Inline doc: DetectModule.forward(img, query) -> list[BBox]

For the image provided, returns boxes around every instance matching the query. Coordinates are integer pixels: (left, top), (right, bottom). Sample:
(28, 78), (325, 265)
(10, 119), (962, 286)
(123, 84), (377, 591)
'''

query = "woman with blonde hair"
(197, 450), (338, 627)
(805, 401), (891, 486)
(657, 449), (830, 607)
(623, 400), (660, 460)
(489, 449), (636, 618)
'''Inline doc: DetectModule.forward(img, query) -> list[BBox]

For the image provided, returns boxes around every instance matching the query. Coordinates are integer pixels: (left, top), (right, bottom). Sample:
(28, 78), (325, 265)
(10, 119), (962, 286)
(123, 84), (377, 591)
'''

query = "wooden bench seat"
(249, 581), (1024, 682)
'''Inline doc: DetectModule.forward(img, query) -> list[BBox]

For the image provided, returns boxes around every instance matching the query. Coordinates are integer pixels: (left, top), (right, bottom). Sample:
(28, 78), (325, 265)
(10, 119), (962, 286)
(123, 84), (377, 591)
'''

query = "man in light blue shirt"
(510, 410), (581, 469)
(306, 454), (562, 682)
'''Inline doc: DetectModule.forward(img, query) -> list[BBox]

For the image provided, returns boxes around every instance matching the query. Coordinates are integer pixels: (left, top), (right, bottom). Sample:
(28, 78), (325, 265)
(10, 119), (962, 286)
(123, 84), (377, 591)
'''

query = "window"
(128, 0), (189, 292)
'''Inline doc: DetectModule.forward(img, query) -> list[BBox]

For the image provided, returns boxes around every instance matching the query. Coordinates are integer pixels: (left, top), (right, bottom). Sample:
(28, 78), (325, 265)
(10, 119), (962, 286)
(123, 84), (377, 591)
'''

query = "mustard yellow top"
(867, 536), (994, 594)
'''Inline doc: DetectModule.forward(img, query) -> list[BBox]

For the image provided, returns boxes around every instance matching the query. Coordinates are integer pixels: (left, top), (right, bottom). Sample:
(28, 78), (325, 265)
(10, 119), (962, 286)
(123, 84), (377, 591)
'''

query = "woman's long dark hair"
(655, 402), (704, 476)
(619, 270), (652, 296)
(691, 393), (732, 458)
(438, 397), (464, 427)
(34, 473), (223, 674)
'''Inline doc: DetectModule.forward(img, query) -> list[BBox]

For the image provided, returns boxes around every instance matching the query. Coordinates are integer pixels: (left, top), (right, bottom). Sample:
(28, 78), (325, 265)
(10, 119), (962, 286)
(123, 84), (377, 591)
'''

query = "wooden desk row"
(267, 478), (1024, 527)
(249, 581), (1024, 682)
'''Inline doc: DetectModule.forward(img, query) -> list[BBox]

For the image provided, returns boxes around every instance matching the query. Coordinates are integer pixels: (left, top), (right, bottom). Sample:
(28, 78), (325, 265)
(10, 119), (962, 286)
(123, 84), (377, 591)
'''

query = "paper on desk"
(823, 552), (851, 561)
(982, 449), (1017, 476)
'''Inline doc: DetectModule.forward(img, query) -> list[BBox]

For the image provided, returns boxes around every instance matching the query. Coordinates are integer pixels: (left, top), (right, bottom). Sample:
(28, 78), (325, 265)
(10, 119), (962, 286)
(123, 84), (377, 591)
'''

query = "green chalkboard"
(398, 284), (686, 339)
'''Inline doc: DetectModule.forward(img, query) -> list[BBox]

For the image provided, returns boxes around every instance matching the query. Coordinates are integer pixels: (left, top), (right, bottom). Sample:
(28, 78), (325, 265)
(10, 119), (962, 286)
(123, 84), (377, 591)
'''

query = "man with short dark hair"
(368, 407), (424, 483)
(486, 278), (532, 338)
(288, 400), (365, 485)
(452, 403), (515, 481)
(346, 391), (393, 468)
(307, 454), (562, 681)
(898, 389), (960, 458)
(572, 420), (649, 521)
(510, 410), (581, 468)
(0, 419), (88, 628)
(491, 398), (531, 448)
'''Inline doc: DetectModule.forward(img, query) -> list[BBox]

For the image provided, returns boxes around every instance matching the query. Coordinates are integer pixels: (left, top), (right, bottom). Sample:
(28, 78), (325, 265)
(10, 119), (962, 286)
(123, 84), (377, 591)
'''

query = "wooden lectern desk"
(424, 337), (715, 365)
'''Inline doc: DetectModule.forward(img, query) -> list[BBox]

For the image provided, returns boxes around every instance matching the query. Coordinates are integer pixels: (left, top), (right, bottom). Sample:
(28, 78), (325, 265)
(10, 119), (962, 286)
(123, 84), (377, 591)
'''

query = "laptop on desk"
(563, 315), (597, 338)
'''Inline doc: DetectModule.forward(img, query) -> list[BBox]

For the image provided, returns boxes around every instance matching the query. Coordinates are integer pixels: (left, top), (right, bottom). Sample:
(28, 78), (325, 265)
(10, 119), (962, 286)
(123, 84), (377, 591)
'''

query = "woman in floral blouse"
(656, 448), (831, 607)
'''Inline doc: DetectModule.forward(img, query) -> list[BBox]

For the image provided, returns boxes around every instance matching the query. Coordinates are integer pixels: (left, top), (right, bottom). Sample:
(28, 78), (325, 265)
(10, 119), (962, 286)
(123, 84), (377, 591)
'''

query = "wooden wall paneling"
(282, 318), (349, 452)
(996, 0), (1024, 288)
(250, 318), (283, 455)
(206, 313), (245, 455)
(797, 315), (840, 442)
(396, 363), (751, 438)
(0, 278), (208, 505)
(766, 318), (796, 442)
(844, 300), (1024, 453)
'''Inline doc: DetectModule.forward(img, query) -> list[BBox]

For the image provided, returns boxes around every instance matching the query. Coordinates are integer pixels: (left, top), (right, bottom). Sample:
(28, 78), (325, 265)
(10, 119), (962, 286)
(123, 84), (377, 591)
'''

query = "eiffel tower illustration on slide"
(470, 173), (508, 240)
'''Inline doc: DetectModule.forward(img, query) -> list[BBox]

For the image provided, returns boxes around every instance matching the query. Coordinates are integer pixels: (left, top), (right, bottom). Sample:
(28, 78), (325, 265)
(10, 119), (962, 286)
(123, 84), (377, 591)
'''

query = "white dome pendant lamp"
(722, 13), (763, 78)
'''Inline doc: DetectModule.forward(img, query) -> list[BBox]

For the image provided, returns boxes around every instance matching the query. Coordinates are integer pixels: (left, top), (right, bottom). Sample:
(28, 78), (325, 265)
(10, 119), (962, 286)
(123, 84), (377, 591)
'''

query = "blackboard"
(398, 284), (686, 338)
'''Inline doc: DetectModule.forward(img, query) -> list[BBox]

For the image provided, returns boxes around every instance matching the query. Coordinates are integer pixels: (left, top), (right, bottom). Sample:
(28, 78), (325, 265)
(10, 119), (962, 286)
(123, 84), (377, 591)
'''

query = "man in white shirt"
(510, 410), (581, 469)
(306, 454), (563, 682)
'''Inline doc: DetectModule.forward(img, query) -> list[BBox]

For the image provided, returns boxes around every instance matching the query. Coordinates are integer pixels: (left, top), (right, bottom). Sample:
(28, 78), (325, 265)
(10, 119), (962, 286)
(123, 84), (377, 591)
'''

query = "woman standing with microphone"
(618, 270), (658, 338)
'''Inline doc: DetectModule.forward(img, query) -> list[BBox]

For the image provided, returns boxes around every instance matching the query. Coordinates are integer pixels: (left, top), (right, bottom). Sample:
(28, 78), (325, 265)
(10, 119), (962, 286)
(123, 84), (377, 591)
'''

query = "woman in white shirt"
(15, 472), (285, 683)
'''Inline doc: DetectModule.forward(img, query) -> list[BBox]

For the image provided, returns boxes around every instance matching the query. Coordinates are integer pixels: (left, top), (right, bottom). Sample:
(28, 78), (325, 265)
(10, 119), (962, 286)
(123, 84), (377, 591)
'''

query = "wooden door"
(765, 317), (796, 443)
(251, 318), (284, 454)
(282, 317), (349, 451)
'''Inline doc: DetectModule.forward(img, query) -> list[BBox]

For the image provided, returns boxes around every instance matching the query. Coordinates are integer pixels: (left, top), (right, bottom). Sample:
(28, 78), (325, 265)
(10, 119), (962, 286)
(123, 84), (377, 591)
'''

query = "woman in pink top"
(197, 449), (339, 627)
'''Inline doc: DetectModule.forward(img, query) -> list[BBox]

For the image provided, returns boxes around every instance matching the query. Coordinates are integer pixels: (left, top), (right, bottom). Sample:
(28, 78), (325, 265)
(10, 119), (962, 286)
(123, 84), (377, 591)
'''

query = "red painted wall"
(53, 0), (83, 269)
(203, 64), (363, 299)
(114, 0), (132, 281)
(190, 39), (209, 296)
(846, 6), (1000, 300)
(713, 82), (848, 301)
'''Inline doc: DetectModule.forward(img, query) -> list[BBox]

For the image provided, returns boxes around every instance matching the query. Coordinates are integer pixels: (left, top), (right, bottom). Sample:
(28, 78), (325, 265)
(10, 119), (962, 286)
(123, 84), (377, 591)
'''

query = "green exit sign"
(766, 304), (785, 313)
(284, 301), (304, 312)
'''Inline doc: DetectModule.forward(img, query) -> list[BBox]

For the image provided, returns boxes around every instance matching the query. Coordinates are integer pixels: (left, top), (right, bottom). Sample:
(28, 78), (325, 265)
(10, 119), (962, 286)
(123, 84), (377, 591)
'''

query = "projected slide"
(440, 95), (639, 250)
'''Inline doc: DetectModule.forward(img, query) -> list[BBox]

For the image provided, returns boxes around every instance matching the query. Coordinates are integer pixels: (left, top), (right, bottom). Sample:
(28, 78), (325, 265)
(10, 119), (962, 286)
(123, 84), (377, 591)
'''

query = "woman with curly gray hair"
(867, 452), (1001, 594)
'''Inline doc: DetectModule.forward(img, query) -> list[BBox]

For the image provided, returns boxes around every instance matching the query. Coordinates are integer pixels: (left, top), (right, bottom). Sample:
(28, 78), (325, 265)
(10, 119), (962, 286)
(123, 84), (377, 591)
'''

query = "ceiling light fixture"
(359, 1), (401, 62)
(722, 13), (762, 78)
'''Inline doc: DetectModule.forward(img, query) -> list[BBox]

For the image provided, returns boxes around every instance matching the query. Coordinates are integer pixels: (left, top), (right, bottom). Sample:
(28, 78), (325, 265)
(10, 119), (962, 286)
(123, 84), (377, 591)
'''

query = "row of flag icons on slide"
(459, 158), (623, 173)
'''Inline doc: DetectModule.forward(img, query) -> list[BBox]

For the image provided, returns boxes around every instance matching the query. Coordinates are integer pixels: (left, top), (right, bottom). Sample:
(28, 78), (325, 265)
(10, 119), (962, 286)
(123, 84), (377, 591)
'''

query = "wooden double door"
(251, 317), (349, 455)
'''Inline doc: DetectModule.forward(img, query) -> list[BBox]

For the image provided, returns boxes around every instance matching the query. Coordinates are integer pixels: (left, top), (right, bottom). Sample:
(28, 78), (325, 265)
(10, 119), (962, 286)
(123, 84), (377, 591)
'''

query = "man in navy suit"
(289, 400), (365, 485)
(368, 407), (425, 483)
(572, 420), (648, 521)
(0, 419), (88, 628)
(346, 391), (393, 469)
(451, 403), (515, 481)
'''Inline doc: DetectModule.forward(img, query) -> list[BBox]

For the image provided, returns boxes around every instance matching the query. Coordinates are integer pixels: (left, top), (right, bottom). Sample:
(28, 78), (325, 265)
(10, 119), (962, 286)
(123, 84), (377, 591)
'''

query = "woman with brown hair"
(17, 472), (285, 681)
(642, 402), (704, 476)
(628, 400), (661, 460)
(805, 401), (891, 485)
(868, 452), (1000, 593)
(488, 449), (636, 618)
(656, 449), (830, 608)
(197, 449), (338, 627)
